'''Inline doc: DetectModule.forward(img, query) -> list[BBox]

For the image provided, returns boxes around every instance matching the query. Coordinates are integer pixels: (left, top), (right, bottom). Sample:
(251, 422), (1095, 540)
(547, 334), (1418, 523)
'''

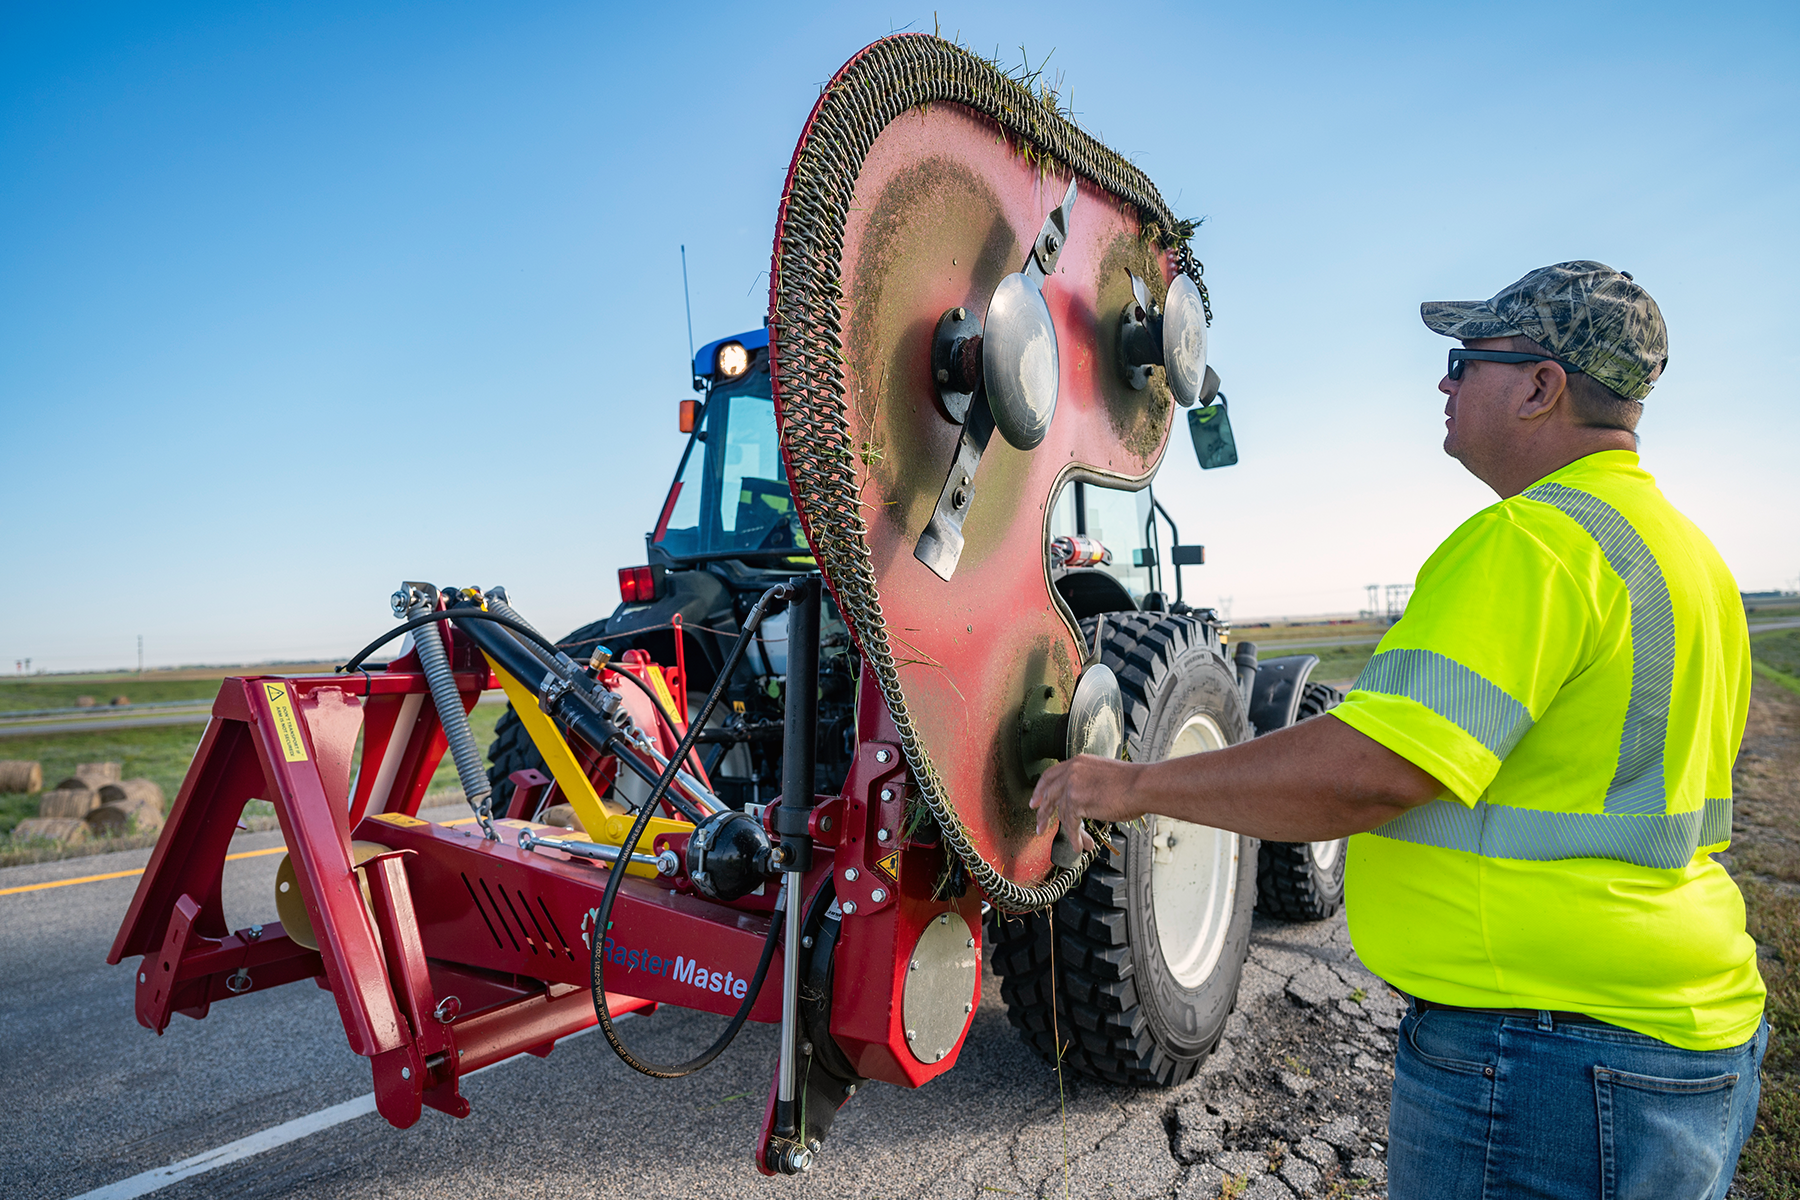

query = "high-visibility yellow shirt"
(1334, 450), (1763, 1051)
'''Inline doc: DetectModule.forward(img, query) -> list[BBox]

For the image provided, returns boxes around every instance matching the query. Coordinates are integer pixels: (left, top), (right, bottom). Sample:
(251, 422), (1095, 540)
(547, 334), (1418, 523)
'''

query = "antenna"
(680, 245), (696, 378)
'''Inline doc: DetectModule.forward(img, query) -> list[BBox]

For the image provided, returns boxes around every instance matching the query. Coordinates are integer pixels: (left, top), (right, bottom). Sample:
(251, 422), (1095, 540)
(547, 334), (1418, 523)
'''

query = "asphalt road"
(0, 711), (212, 738)
(0, 819), (1214, 1200)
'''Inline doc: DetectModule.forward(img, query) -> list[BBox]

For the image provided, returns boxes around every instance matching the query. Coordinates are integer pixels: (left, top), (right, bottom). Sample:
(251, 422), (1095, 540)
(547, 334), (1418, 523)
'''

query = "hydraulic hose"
(395, 584), (497, 840)
(338, 609), (565, 674)
(486, 585), (714, 814)
(439, 601), (713, 827)
(587, 580), (804, 1078)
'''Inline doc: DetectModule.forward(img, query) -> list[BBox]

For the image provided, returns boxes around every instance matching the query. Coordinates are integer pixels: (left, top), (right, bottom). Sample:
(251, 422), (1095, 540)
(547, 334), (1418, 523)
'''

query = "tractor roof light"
(715, 341), (750, 379)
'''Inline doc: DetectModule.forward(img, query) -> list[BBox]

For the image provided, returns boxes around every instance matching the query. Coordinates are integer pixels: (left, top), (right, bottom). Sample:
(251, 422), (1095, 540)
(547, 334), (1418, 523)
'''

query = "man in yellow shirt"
(1030, 261), (1766, 1200)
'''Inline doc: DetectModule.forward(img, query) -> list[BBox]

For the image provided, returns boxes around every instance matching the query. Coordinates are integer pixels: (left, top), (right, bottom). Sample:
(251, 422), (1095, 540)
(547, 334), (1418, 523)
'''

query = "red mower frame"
(107, 621), (984, 1172)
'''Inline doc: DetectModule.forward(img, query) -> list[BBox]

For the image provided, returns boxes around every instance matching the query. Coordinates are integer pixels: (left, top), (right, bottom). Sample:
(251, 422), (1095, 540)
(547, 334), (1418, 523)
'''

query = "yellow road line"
(0, 846), (287, 897)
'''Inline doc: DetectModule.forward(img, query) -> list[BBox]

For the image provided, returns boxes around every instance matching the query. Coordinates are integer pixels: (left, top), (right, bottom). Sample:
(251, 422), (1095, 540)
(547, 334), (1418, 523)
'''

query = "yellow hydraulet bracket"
(483, 654), (691, 873)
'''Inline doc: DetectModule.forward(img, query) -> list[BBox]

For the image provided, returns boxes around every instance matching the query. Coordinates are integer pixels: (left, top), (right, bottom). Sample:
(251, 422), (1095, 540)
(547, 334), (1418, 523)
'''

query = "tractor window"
(1048, 481), (1155, 600)
(652, 373), (808, 559)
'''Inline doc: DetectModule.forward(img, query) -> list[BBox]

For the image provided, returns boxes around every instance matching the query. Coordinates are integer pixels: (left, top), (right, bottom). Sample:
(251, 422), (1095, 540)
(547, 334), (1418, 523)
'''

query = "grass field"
(0, 685), (508, 852)
(1753, 629), (1800, 698)
(0, 664), (341, 713)
(1733, 634), (1800, 1198)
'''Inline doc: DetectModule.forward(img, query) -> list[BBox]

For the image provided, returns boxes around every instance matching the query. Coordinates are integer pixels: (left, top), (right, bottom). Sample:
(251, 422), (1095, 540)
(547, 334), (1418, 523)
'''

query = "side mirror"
(1188, 393), (1238, 470)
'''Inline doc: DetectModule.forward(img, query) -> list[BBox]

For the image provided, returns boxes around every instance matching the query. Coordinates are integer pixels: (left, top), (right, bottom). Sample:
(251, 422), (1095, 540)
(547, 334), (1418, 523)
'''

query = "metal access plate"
(902, 911), (978, 1064)
(790, 100), (1179, 884)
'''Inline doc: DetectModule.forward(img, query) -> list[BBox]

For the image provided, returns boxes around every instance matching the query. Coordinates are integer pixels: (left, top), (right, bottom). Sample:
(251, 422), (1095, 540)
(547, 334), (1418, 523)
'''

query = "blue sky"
(3, 1), (1796, 671)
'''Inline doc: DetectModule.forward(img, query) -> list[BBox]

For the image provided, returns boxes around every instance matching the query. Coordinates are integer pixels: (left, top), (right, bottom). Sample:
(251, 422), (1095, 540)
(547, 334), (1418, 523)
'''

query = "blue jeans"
(1388, 1000), (1768, 1200)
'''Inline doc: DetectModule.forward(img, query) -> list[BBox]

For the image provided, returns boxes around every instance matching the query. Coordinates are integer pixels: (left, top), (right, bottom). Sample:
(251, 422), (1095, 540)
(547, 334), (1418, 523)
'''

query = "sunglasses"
(1447, 349), (1583, 381)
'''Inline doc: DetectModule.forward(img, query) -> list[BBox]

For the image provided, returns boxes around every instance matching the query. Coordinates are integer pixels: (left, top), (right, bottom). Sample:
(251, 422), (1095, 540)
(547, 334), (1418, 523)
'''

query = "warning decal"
(264, 682), (309, 763)
(875, 851), (900, 881)
(371, 811), (426, 827)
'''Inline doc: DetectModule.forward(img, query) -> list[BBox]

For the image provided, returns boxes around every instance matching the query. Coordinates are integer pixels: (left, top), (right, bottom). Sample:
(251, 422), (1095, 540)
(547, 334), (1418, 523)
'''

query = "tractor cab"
(650, 328), (811, 571)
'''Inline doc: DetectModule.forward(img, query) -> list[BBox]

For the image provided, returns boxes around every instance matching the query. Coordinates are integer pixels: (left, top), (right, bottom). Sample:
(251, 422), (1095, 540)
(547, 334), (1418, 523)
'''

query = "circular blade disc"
(983, 273), (1058, 450)
(1163, 273), (1210, 408)
(770, 36), (1203, 898)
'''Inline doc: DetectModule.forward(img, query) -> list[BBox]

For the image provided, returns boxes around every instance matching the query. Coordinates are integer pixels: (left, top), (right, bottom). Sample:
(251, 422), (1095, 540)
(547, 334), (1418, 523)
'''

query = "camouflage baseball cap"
(1421, 260), (1668, 401)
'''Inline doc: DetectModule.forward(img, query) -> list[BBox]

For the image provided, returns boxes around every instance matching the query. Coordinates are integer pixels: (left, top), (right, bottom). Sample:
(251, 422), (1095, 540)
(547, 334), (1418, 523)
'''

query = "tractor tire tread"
(1254, 681), (1350, 922)
(987, 612), (1235, 1088)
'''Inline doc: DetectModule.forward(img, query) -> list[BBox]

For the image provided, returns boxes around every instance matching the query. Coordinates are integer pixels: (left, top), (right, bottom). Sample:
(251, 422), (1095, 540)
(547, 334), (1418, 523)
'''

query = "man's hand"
(1029, 754), (1148, 854)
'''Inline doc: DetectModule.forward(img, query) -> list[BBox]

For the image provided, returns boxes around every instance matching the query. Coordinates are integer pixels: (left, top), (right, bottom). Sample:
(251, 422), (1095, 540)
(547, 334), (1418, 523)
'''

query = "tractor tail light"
(618, 565), (665, 604)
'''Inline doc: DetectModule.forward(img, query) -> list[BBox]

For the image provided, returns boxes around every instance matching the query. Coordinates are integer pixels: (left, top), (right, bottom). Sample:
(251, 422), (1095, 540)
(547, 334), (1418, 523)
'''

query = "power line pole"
(138, 635), (144, 676)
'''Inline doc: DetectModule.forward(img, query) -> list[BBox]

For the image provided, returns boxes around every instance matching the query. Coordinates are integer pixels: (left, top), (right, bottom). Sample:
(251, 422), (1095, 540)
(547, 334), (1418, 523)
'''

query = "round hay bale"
(75, 696), (98, 708)
(0, 760), (42, 794)
(71, 762), (122, 790)
(86, 797), (164, 837)
(98, 779), (165, 813)
(11, 816), (89, 845)
(39, 787), (99, 819)
(110, 696), (131, 706)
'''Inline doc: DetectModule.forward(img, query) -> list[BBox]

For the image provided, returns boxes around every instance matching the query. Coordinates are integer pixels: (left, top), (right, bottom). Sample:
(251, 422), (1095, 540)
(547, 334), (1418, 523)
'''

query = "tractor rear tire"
(1254, 681), (1349, 922)
(986, 612), (1257, 1088)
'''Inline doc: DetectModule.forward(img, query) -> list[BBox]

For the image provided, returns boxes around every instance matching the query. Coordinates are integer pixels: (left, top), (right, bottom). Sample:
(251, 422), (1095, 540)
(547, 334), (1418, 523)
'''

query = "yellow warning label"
(876, 851), (900, 881)
(646, 664), (682, 725)
(370, 812), (426, 827)
(263, 682), (309, 763)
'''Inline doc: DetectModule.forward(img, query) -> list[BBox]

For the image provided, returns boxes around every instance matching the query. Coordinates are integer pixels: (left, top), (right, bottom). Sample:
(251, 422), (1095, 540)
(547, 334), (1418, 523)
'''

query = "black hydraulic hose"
(337, 609), (564, 674)
(439, 601), (711, 827)
(588, 580), (803, 1078)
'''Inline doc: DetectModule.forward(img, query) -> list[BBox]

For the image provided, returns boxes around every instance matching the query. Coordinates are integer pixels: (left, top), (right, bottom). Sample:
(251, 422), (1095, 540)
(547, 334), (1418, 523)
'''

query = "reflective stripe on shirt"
(1370, 795), (1731, 870)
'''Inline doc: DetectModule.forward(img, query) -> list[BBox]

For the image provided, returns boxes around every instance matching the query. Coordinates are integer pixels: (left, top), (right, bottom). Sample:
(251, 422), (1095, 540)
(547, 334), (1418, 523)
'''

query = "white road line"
(65, 1023), (607, 1200)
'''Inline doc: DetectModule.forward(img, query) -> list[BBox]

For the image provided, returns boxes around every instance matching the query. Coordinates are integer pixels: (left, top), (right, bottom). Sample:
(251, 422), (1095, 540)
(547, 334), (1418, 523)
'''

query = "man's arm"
(1029, 713), (1446, 853)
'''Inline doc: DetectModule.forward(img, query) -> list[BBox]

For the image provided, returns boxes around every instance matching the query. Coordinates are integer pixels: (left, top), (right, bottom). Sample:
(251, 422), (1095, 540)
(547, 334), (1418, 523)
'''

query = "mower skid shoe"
(754, 1055), (865, 1176)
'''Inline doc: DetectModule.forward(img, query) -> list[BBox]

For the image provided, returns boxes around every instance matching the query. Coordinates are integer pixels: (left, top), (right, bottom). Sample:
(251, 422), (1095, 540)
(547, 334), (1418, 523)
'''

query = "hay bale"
(12, 816), (88, 845)
(98, 779), (165, 812)
(75, 696), (97, 708)
(110, 695), (131, 706)
(0, 760), (42, 794)
(69, 762), (122, 790)
(539, 803), (578, 829)
(39, 787), (99, 819)
(87, 798), (164, 837)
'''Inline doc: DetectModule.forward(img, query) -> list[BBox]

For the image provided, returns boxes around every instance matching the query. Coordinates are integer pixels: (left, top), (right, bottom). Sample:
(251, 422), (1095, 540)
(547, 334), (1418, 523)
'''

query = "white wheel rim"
(1309, 838), (1344, 871)
(1149, 711), (1239, 989)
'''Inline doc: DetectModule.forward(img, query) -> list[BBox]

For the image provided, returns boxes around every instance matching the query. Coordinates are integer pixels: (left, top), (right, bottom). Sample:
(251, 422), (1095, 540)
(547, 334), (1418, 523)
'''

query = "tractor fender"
(1247, 654), (1320, 737)
(1052, 569), (1137, 620)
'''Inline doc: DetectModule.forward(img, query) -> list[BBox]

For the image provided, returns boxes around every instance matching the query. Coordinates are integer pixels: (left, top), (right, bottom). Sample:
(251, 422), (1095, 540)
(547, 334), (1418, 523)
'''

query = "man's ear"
(1515, 362), (1567, 422)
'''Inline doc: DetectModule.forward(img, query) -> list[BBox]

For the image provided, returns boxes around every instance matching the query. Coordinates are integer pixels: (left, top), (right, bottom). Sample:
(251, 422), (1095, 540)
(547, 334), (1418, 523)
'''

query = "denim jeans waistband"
(1410, 995), (1610, 1026)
